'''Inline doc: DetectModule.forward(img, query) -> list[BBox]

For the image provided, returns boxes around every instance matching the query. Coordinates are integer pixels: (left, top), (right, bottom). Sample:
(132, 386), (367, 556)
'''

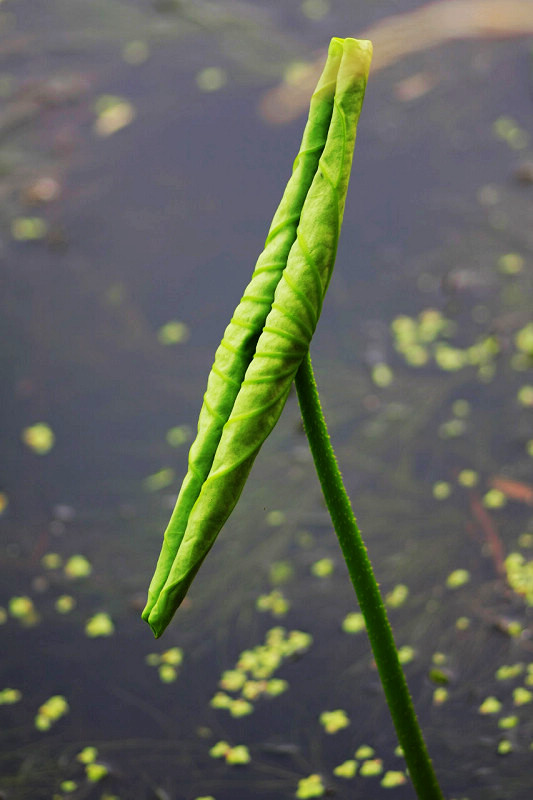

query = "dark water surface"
(1, 1), (533, 798)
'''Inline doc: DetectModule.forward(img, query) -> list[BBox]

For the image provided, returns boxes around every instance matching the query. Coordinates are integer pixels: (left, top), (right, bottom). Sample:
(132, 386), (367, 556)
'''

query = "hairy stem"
(295, 351), (444, 800)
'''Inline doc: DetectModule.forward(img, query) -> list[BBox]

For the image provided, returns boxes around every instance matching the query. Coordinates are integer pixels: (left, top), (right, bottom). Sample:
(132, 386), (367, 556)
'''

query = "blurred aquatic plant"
(143, 37), (443, 800)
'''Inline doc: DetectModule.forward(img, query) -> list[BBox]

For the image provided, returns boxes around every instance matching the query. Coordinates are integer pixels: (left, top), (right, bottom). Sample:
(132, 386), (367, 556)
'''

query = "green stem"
(295, 351), (444, 800)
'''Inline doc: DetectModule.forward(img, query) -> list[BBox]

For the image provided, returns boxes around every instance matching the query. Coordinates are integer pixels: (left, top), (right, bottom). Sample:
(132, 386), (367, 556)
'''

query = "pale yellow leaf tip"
(342, 38), (373, 81)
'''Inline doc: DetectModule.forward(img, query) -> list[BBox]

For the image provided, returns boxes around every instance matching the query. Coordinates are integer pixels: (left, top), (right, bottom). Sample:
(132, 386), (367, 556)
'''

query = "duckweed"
(256, 589), (290, 617)
(295, 774), (325, 798)
(55, 595), (76, 614)
(85, 612), (115, 637)
(495, 664), (524, 681)
(35, 695), (69, 731)
(381, 770), (407, 787)
(479, 696), (502, 714)
(385, 584), (409, 608)
(319, 708), (350, 734)
(64, 554), (93, 579)
(311, 557), (334, 577)
(21, 422), (55, 454)
(354, 745), (375, 759)
(433, 481), (451, 500)
(157, 320), (189, 345)
(360, 758), (383, 777)
(498, 715), (519, 729)
(333, 760), (358, 778)
(212, 627), (312, 717)
(342, 611), (366, 634)
(0, 687), (22, 704)
(512, 687), (532, 706)
(446, 569), (470, 589)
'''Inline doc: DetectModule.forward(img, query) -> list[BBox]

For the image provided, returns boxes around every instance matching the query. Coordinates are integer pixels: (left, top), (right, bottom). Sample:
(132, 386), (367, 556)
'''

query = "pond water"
(1, 1), (533, 798)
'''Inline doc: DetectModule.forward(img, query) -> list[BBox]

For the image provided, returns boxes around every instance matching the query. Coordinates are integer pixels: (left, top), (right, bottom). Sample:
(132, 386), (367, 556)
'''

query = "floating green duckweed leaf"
(385, 584), (409, 608)
(196, 67), (227, 92)
(143, 468), (175, 492)
(311, 557), (334, 577)
(12, 216), (48, 241)
(429, 668), (449, 685)
(269, 560), (294, 584)
(479, 696), (502, 715)
(498, 715), (519, 729)
(161, 646), (183, 665)
(21, 422), (55, 454)
(60, 780), (78, 793)
(372, 362), (393, 387)
(210, 692), (233, 710)
(342, 611), (366, 634)
(143, 37), (372, 637)
(446, 569), (470, 590)
(319, 708), (350, 733)
(482, 489), (507, 509)
(398, 645), (415, 665)
(456, 616), (471, 630)
(452, 399), (471, 417)
(519, 532), (533, 548)
(360, 758), (383, 777)
(457, 469), (479, 488)
(157, 320), (190, 345)
(265, 678), (288, 696)
(515, 322), (533, 354)
(64, 555), (92, 579)
(210, 740), (230, 758)
(86, 762), (109, 783)
(497, 739), (513, 755)
(77, 746), (98, 764)
(433, 688), (448, 706)
(194, 797), (216, 800)
(225, 745), (251, 765)
(498, 252), (524, 274)
(0, 688), (22, 704)
(513, 687), (533, 706)
(9, 595), (39, 627)
(495, 664), (524, 681)
(266, 509), (286, 526)
(229, 698), (254, 717)
(55, 595), (76, 614)
(439, 419), (466, 439)
(0, 492), (7, 515)
(219, 669), (246, 692)
(256, 589), (290, 616)
(355, 745), (374, 759)
(209, 741), (250, 764)
(158, 664), (178, 683)
(518, 386), (533, 407)
(434, 345), (465, 371)
(35, 695), (69, 731)
(85, 612), (115, 637)
(166, 425), (191, 447)
(333, 760), (358, 778)
(296, 774), (325, 799)
(42, 552), (62, 569)
(433, 482), (451, 500)
(381, 770), (407, 787)
(505, 553), (533, 605)
(94, 95), (135, 137)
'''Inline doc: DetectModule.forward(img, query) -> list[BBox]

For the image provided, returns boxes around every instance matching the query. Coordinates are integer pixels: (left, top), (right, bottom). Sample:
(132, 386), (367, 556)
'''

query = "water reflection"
(1, 1), (533, 798)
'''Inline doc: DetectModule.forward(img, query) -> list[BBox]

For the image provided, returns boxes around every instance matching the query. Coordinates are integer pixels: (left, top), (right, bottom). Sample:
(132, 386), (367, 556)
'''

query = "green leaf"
(144, 38), (371, 637)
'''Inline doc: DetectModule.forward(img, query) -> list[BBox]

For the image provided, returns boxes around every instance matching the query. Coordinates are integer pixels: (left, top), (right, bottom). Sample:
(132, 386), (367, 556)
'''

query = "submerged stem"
(295, 351), (444, 800)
